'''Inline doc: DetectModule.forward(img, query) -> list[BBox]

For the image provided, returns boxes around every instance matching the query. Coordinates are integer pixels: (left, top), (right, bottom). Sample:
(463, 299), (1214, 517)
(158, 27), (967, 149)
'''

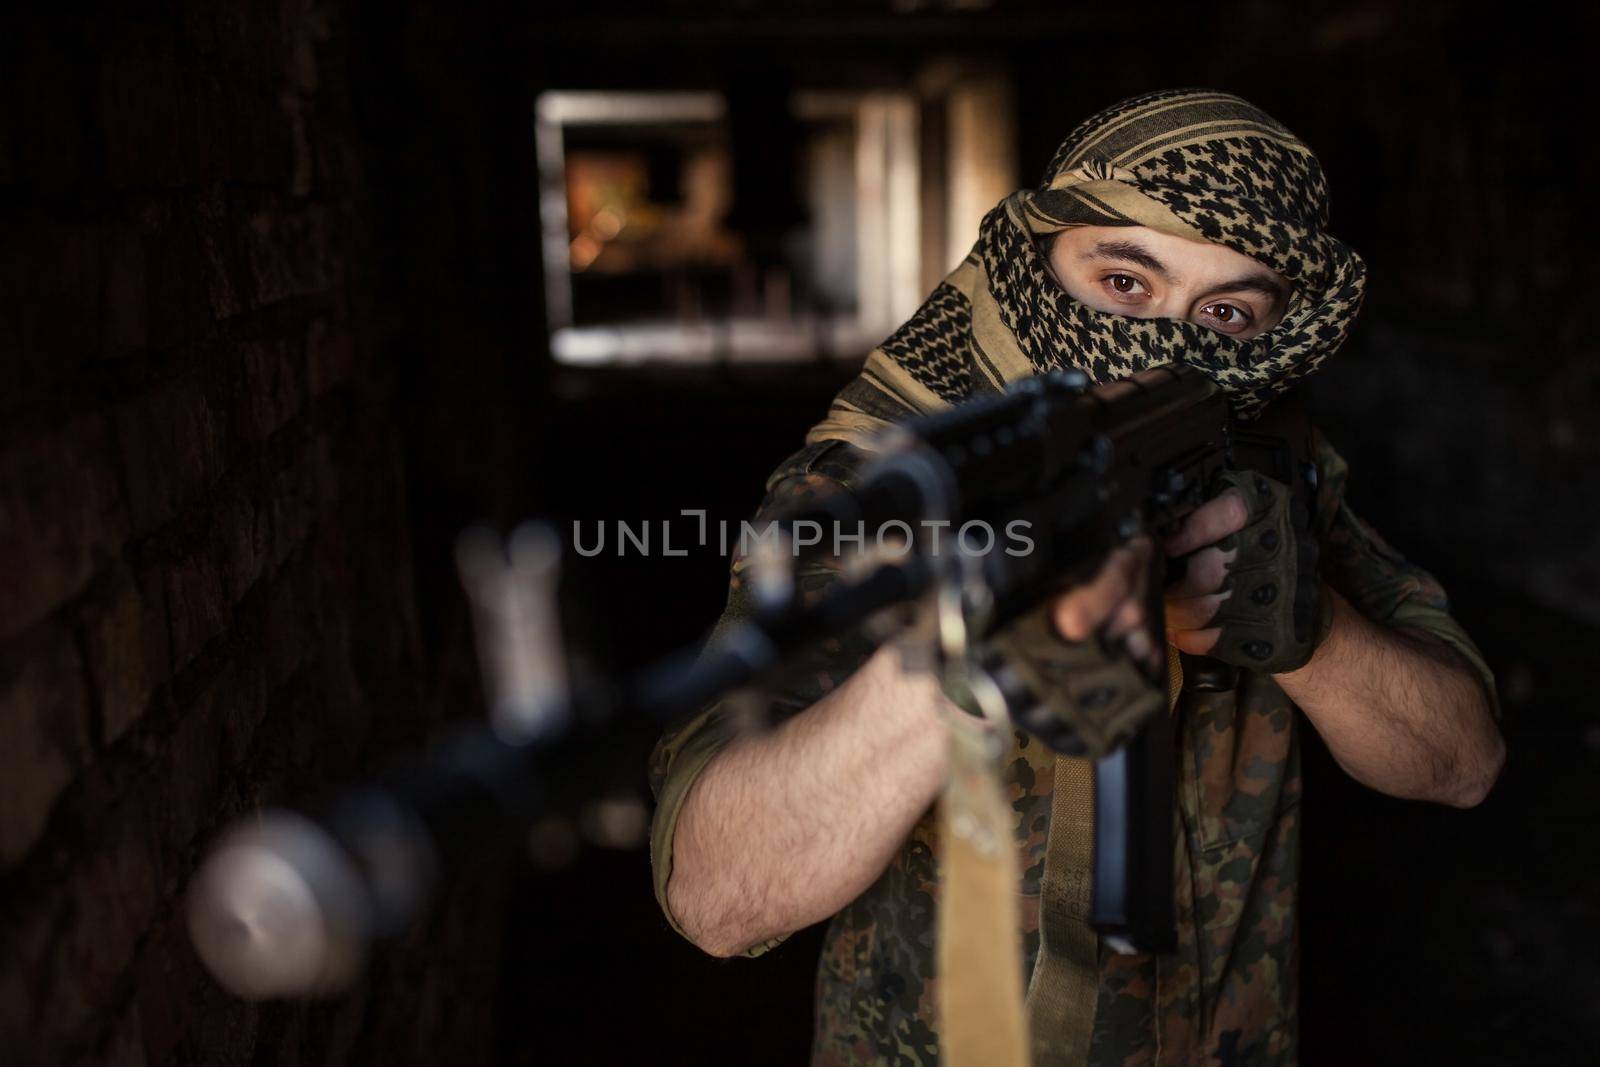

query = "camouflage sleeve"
(647, 440), (881, 956)
(1311, 430), (1501, 718)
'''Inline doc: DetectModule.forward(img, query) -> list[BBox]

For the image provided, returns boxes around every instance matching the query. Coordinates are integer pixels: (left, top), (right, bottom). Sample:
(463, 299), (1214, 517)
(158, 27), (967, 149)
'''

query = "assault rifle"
(188, 362), (1315, 998)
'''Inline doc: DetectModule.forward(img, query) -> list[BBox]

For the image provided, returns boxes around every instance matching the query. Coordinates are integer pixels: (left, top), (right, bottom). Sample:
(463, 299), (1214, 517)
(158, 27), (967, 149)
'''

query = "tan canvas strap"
(1024, 645), (1184, 1064)
(937, 716), (1030, 1067)
(1025, 754), (1100, 1066)
(940, 647), (1182, 1067)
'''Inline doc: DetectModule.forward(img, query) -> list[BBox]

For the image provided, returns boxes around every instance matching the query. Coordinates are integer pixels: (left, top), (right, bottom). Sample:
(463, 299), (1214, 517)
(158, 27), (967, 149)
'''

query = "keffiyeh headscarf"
(809, 88), (1367, 446)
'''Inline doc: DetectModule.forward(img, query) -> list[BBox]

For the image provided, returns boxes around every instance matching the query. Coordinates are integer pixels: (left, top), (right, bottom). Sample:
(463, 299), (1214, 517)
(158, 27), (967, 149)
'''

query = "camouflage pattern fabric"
(647, 432), (1497, 1067)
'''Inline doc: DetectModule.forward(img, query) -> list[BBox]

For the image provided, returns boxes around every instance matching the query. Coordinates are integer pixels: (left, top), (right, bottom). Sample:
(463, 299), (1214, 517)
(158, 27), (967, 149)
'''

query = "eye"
(1197, 302), (1254, 335)
(1101, 273), (1149, 301)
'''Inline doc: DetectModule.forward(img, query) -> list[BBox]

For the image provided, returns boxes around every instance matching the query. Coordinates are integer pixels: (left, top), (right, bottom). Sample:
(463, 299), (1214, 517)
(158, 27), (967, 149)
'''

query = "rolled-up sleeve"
(647, 441), (878, 955)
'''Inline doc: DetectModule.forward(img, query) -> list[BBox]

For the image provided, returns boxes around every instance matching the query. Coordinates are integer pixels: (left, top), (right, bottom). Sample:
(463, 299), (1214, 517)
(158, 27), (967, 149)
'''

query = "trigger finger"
(1168, 626), (1221, 655)
(1166, 545), (1236, 598)
(1103, 596), (1146, 639)
(1166, 489), (1249, 557)
(1165, 591), (1228, 631)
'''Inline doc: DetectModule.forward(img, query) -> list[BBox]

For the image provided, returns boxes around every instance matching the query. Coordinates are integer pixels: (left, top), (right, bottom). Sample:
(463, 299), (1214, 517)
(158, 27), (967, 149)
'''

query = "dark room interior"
(2, 3), (1597, 1065)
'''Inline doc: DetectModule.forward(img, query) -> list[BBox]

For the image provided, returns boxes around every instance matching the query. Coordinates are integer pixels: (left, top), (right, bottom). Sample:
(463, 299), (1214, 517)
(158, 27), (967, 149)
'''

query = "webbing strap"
(1025, 755), (1100, 1065)
(940, 646), (1183, 1067)
(1025, 645), (1184, 1065)
(937, 718), (1030, 1067)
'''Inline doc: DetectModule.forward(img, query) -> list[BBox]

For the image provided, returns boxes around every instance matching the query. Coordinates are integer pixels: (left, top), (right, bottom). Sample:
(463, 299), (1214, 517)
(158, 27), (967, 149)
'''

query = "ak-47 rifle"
(187, 361), (1316, 997)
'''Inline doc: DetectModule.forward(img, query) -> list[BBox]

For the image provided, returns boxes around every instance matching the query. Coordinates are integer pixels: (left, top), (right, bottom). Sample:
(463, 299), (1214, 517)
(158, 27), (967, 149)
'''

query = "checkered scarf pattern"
(808, 89), (1367, 448)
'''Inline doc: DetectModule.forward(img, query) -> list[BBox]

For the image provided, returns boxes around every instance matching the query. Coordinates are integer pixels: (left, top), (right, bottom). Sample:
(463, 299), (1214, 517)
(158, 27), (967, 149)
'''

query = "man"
(648, 90), (1504, 1065)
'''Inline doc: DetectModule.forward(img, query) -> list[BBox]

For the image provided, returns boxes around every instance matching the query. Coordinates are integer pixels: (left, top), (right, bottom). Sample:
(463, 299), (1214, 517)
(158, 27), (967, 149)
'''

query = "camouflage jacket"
(648, 432), (1497, 1066)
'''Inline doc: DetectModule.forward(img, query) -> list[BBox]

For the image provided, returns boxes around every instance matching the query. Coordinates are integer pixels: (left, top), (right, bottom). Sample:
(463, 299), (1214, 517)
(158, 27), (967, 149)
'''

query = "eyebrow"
(1201, 273), (1288, 309)
(1081, 238), (1288, 310)
(1082, 239), (1172, 279)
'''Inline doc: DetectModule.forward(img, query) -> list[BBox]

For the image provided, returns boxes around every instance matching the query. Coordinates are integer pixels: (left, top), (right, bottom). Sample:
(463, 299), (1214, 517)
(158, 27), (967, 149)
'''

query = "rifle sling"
(937, 714), (1031, 1067)
(1024, 753), (1100, 1066)
(940, 645), (1182, 1067)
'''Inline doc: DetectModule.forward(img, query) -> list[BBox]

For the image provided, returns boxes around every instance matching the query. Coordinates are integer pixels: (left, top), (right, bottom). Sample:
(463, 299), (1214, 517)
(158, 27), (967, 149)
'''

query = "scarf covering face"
(808, 88), (1367, 448)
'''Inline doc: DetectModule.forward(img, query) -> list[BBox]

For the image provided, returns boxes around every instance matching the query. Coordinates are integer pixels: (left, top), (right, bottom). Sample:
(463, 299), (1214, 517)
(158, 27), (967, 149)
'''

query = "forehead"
(1054, 224), (1287, 286)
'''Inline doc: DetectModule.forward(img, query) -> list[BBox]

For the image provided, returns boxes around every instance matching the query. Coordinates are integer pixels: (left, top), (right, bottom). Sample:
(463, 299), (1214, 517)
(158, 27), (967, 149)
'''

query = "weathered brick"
(234, 192), (335, 310)
(125, 184), (256, 356)
(306, 315), (359, 396)
(215, 487), (261, 611)
(98, 37), (201, 190)
(148, 412), (346, 676)
(190, 185), (245, 321)
(141, 197), (224, 354)
(90, 1001), (146, 1067)
(0, 16), (94, 192)
(161, 535), (230, 673)
(96, 34), (302, 192)
(173, 8), (309, 189)
(157, 693), (227, 850)
(231, 85), (307, 190)
(46, 792), (163, 1044)
(165, 460), (331, 678)
(159, 974), (261, 1067)
(0, 890), (57, 1047)
(233, 335), (308, 443)
(197, 652), (269, 771)
(254, 437), (321, 572)
(110, 373), (229, 536)
(0, 416), (127, 642)
(77, 566), (166, 746)
(99, 217), (150, 362)
(132, 911), (200, 1067)
(0, 5), (505, 1063)
(0, 219), (101, 408)
(0, 621), (91, 867)
(181, 0), (296, 88)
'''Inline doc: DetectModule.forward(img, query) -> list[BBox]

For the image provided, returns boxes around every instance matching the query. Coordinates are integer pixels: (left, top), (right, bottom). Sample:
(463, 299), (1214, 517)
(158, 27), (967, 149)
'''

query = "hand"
(1047, 537), (1164, 676)
(1161, 470), (1330, 673)
(992, 539), (1166, 756)
(1161, 486), (1252, 655)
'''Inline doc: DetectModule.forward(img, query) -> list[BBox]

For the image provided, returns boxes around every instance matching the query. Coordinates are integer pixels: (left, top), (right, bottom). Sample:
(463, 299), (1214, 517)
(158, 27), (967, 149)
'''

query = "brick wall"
(0, 5), (503, 1064)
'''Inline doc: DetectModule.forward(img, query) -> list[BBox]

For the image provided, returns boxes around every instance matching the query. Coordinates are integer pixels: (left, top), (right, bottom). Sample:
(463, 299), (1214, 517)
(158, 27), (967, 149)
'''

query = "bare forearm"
(1276, 589), (1504, 807)
(666, 644), (951, 957)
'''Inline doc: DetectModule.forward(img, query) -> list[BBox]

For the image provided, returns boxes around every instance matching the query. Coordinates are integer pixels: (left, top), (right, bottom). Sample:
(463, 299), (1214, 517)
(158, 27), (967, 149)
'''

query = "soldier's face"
(1046, 225), (1292, 341)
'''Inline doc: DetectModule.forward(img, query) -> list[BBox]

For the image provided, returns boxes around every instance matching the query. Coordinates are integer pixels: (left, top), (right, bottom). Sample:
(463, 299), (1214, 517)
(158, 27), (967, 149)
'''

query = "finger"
(1103, 596), (1145, 640)
(1126, 536), (1154, 600)
(1123, 625), (1158, 668)
(1167, 625), (1220, 655)
(1126, 623), (1167, 676)
(1164, 591), (1229, 631)
(1165, 489), (1249, 557)
(1053, 549), (1136, 641)
(1164, 545), (1237, 598)
(1093, 541), (1155, 662)
(1053, 546), (1138, 641)
(1099, 598), (1164, 679)
(1141, 637), (1165, 675)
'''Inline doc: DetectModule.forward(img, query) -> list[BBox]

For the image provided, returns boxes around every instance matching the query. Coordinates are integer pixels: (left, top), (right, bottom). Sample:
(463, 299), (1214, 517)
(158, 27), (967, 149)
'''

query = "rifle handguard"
(982, 604), (1166, 758)
(1203, 469), (1332, 674)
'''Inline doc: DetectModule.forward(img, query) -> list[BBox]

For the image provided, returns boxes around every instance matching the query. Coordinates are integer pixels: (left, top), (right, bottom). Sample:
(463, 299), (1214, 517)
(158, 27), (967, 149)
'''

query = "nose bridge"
(1151, 286), (1196, 321)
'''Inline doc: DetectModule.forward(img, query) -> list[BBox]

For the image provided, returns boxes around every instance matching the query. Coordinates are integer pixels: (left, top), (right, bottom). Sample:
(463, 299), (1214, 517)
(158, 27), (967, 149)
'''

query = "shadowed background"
(1, 2), (1596, 1064)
